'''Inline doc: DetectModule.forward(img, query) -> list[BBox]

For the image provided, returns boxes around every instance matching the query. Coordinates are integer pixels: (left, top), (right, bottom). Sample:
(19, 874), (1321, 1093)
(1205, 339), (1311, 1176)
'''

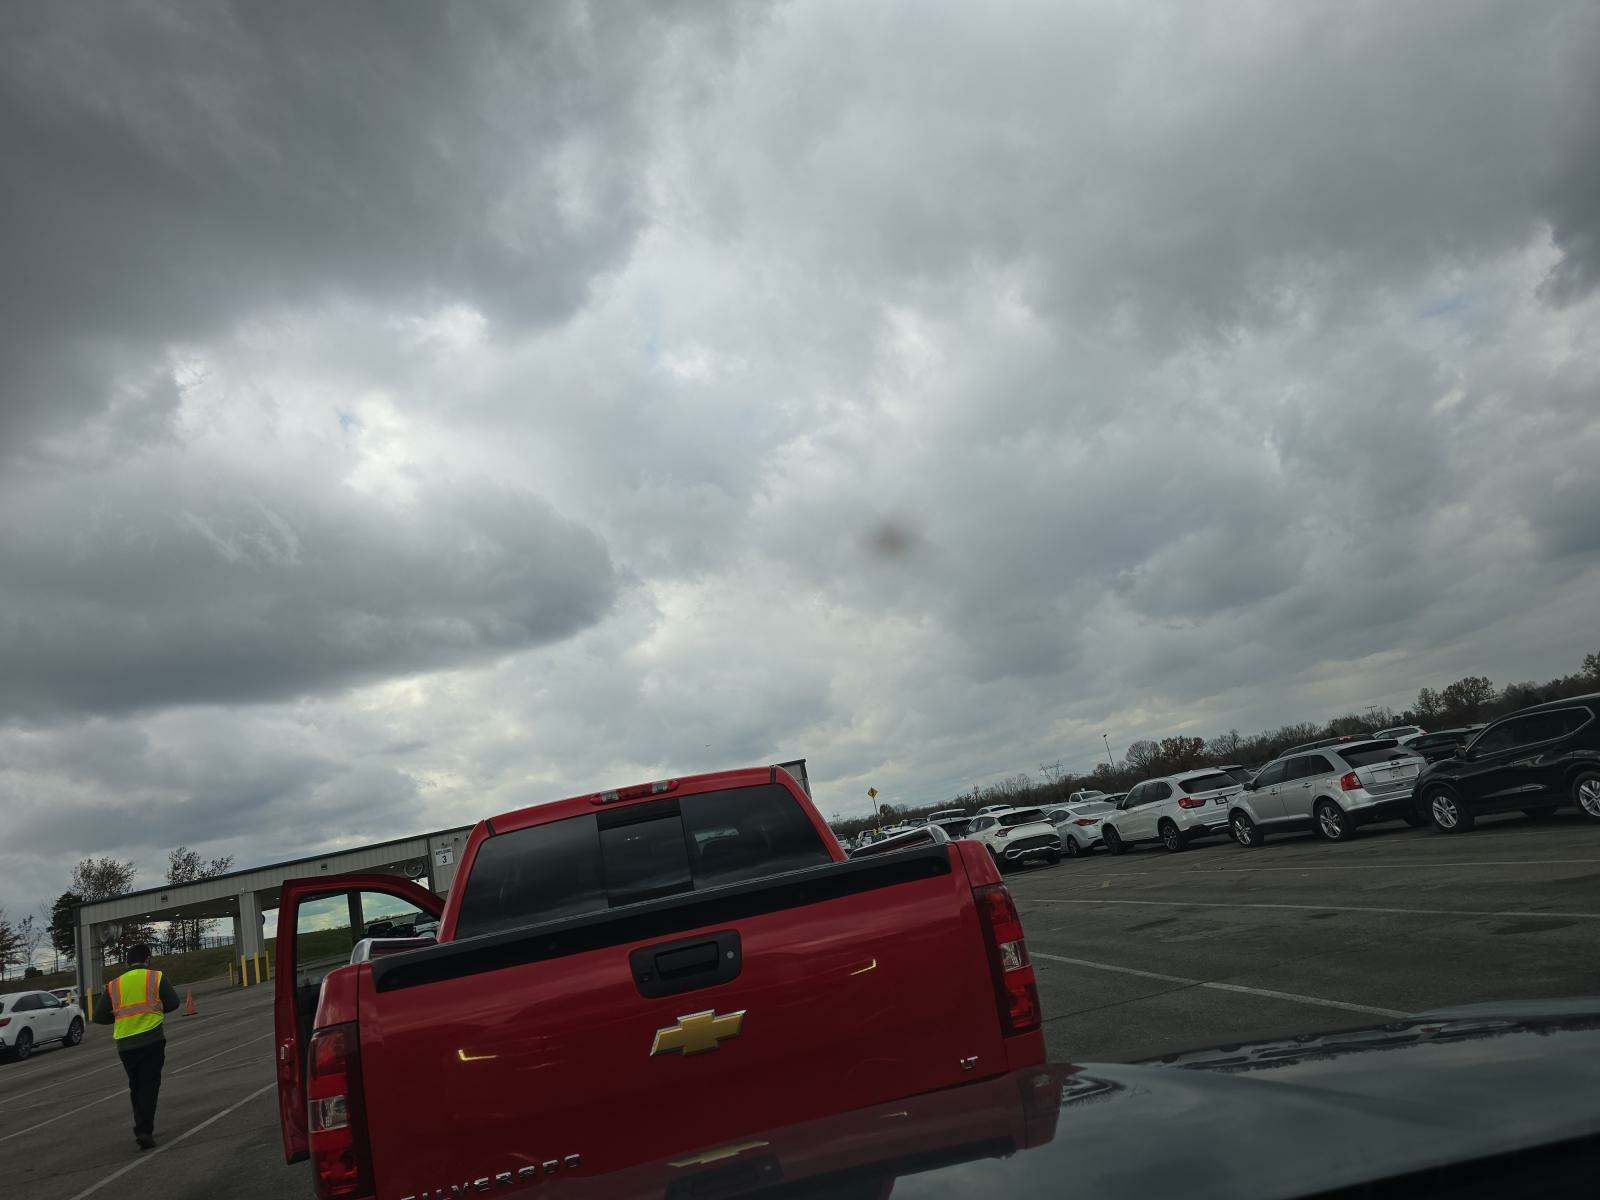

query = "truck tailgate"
(359, 846), (1007, 1186)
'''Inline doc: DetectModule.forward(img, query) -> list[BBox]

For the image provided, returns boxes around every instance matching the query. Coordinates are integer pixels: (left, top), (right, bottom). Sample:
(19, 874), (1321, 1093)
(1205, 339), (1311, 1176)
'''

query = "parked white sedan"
(1049, 799), (1117, 856)
(1, 989), (86, 1061)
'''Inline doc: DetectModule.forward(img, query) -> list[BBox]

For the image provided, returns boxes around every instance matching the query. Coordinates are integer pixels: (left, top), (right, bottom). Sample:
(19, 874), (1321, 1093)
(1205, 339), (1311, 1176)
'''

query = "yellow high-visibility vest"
(110, 968), (165, 1041)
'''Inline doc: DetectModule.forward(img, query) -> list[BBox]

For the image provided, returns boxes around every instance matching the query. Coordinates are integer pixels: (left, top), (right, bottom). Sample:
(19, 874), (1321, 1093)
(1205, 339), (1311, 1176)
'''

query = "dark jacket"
(92, 968), (182, 1053)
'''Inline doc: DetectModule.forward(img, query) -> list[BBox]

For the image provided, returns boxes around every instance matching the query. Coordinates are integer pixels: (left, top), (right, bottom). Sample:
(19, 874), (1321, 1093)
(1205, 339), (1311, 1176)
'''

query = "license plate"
(1214, 795), (1229, 805)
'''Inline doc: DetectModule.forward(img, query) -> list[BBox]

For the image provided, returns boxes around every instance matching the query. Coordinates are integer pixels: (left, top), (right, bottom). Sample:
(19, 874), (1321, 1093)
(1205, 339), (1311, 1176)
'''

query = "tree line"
(0, 845), (235, 980)
(831, 649), (1600, 838)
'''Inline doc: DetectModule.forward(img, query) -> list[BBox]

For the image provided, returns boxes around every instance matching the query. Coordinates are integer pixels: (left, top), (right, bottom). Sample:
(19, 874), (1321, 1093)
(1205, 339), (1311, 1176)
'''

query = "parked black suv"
(1408, 725), (1485, 763)
(1415, 696), (1600, 833)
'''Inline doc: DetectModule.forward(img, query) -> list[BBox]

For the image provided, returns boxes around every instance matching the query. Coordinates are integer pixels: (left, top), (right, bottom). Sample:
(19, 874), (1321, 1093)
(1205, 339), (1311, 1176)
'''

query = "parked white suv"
(1, 989), (86, 1061)
(1227, 739), (1426, 846)
(1100, 769), (1242, 853)
(966, 807), (1062, 871)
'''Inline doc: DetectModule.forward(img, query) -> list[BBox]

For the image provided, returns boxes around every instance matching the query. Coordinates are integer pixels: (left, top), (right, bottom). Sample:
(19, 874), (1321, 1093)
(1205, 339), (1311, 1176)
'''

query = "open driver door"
(274, 873), (444, 1163)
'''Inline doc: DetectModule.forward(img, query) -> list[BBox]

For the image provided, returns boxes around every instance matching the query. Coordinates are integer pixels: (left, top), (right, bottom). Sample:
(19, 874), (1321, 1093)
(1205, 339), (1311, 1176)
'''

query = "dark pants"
(119, 1040), (166, 1139)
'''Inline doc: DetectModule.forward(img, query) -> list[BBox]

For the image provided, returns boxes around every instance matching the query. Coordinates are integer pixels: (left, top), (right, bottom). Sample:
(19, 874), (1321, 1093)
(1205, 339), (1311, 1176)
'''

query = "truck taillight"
(307, 1022), (374, 1200)
(1339, 772), (1361, 791)
(1177, 795), (1205, 809)
(973, 884), (1041, 1036)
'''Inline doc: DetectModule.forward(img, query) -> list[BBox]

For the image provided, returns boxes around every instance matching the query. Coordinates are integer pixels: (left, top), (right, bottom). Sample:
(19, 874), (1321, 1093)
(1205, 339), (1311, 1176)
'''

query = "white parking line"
(64, 1080), (277, 1200)
(1024, 898), (1600, 919)
(1032, 857), (1600, 879)
(0, 1033), (270, 1144)
(1032, 951), (1409, 1019)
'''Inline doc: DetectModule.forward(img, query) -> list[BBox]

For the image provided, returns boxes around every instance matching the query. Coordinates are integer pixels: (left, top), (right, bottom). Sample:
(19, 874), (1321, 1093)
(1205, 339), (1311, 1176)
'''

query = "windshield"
(8, 2), (1600, 1191)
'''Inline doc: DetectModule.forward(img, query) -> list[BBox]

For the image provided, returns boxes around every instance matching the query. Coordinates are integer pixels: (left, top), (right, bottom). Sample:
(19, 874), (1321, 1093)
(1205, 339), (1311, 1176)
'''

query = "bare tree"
(15, 914), (44, 976)
(70, 856), (154, 963)
(0, 908), (19, 980)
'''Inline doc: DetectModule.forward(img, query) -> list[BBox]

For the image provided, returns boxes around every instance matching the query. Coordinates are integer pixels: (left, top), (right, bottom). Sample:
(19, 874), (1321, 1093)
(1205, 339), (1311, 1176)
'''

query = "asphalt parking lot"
(3, 809), (1597, 1199)
(1013, 809), (1600, 1062)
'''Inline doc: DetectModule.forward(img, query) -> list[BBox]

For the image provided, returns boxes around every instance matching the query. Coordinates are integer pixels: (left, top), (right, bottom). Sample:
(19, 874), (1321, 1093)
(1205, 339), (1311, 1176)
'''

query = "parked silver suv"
(1099, 769), (1242, 853)
(1227, 739), (1425, 846)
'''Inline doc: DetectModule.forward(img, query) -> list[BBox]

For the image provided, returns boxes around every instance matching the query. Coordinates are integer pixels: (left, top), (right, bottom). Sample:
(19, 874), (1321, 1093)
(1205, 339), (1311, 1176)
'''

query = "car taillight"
(307, 1023), (373, 1200)
(1339, 772), (1361, 791)
(0, 1017), (10, 1028)
(1073, 818), (1098, 826)
(995, 826), (1010, 837)
(1177, 795), (1205, 809)
(973, 884), (1041, 1036)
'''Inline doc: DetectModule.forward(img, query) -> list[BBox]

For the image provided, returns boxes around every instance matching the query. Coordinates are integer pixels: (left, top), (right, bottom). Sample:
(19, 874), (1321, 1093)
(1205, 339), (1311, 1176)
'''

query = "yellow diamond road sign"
(867, 787), (877, 799)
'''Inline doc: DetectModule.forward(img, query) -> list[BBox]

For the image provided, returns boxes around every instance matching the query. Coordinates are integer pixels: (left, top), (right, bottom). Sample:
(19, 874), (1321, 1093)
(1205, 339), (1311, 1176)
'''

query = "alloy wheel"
(1318, 804), (1345, 840)
(1432, 792), (1459, 829)
(1232, 815), (1254, 846)
(1579, 777), (1600, 819)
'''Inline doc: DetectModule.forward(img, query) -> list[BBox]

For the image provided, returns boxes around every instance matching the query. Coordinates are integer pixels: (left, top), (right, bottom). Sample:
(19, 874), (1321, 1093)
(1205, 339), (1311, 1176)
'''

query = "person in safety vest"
(92, 943), (181, 1150)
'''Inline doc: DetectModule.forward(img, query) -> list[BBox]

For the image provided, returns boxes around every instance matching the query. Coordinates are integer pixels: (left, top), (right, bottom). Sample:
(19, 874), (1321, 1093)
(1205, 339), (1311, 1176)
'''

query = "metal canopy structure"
(75, 824), (473, 995)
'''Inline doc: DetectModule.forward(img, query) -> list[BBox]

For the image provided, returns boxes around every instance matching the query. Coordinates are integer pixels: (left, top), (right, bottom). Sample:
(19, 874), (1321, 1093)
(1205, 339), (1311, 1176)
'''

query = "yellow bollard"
(240, 954), (249, 987)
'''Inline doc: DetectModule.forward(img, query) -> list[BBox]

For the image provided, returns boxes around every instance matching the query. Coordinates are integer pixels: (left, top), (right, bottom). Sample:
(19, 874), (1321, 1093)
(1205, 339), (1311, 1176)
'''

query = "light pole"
(1102, 732), (1113, 767)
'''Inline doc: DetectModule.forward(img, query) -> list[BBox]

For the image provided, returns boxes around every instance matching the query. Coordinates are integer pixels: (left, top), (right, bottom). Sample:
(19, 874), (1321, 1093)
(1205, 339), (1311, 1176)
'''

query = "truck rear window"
(454, 783), (831, 938)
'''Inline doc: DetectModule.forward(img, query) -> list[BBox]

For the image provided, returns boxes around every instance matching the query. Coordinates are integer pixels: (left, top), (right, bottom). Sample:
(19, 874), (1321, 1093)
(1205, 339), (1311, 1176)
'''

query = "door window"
(1119, 785), (1143, 809)
(1144, 782), (1172, 804)
(13, 993), (41, 1012)
(293, 889), (432, 975)
(1467, 710), (1587, 756)
(1288, 755), (1335, 780)
(1254, 761), (1287, 787)
(1520, 708), (1591, 743)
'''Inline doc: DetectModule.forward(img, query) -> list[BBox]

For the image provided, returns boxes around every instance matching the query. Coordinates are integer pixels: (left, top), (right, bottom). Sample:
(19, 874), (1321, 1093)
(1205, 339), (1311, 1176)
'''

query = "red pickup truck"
(272, 765), (1044, 1199)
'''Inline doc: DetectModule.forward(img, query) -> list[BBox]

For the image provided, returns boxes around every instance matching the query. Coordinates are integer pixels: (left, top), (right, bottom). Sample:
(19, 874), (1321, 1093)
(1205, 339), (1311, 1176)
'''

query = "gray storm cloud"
(2, 0), (1598, 920)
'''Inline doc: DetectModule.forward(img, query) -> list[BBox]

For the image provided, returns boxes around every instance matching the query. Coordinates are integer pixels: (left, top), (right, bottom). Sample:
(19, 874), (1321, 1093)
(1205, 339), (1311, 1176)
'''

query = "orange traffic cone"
(183, 990), (197, 1016)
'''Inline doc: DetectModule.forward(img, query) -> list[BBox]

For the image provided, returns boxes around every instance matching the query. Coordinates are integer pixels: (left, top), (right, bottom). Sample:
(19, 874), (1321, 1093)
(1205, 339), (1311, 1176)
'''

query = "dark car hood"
(572, 1000), (1600, 1199)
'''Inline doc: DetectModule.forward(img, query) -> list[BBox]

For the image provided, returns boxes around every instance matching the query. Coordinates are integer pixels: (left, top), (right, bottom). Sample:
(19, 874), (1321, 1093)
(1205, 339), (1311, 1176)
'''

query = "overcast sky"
(3, 0), (1599, 927)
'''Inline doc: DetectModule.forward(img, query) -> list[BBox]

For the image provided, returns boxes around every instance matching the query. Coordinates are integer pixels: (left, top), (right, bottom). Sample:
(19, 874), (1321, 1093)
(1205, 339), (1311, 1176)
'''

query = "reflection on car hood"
(570, 1000), (1600, 1199)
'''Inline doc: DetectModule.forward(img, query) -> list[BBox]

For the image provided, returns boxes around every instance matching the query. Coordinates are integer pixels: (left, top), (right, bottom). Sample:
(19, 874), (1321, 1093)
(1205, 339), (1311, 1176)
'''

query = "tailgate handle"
(630, 930), (741, 999)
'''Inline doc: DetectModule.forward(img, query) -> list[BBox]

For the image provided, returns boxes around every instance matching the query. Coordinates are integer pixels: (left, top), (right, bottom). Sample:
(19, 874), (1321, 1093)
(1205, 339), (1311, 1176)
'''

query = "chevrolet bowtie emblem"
(650, 1009), (746, 1057)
